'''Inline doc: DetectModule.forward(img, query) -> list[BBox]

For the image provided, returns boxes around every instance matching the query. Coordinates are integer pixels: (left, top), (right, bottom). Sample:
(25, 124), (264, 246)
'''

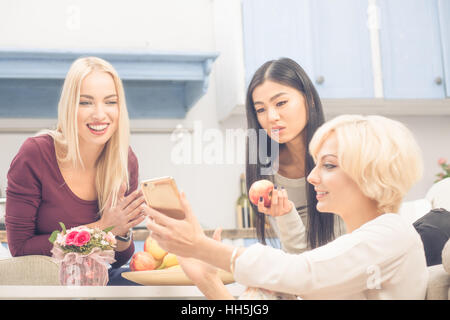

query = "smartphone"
(140, 176), (185, 220)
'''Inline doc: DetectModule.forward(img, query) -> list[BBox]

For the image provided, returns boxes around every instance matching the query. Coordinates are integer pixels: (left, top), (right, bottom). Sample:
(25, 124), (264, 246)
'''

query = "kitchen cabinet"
(241, 0), (450, 101)
(438, 0), (450, 97)
(242, 0), (313, 87)
(242, 0), (374, 99)
(378, 0), (446, 99)
(309, 0), (374, 98)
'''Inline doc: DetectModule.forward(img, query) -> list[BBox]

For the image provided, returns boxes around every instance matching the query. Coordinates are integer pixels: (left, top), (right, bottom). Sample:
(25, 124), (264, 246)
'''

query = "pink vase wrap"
(51, 246), (116, 286)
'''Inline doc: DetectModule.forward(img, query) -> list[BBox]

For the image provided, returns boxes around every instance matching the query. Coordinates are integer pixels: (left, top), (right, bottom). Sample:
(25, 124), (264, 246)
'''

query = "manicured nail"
(259, 196), (263, 202)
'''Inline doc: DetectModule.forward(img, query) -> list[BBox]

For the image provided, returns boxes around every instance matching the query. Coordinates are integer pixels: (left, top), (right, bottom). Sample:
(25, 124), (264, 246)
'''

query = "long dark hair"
(245, 57), (335, 249)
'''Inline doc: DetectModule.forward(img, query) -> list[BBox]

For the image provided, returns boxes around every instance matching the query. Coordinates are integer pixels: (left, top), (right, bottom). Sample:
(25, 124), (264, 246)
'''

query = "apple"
(129, 251), (157, 271)
(157, 253), (179, 270)
(248, 179), (274, 207)
(144, 236), (168, 260)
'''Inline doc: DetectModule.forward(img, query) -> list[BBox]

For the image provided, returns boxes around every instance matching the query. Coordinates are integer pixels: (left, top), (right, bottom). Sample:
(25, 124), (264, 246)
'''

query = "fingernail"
(259, 196), (263, 202)
(274, 185), (278, 190)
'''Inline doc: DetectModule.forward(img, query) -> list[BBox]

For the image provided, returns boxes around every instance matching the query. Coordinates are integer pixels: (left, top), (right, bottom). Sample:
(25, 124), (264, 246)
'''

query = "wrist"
(279, 201), (295, 216)
(115, 229), (132, 242)
(196, 274), (232, 300)
(95, 217), (110, 231)
(195, 236), (238, 273)
(193, 234), (213, 260)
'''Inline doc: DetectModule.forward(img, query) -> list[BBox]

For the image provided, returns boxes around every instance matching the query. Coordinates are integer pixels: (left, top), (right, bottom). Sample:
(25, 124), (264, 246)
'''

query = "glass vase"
(59, 255), (109, 286)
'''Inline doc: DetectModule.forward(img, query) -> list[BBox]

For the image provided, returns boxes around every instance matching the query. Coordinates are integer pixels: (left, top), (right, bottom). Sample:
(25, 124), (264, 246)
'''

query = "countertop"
(0, 283), (246, 300)
(0, 228), (261, 243)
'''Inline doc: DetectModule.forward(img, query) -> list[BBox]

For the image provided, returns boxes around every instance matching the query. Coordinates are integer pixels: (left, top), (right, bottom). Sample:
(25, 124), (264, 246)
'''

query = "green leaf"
(48, 230), (59, 244)
(59, 222), (66, 235)
(103, 226), (115, 233)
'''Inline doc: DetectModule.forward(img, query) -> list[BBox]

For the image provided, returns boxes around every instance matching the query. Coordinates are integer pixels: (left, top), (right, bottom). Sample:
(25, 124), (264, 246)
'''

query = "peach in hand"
(248, 179), (274, 207)
(129, 251), (157, 271)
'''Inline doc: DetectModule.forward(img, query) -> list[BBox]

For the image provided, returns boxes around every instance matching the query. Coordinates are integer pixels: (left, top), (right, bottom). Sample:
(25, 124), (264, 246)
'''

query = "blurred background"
(0, 0), (449, 231)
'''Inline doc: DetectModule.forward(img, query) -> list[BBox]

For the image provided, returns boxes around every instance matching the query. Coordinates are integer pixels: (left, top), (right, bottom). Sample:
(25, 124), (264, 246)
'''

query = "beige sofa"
(426, 239), (450, 299)
(0, 254), (60, 285)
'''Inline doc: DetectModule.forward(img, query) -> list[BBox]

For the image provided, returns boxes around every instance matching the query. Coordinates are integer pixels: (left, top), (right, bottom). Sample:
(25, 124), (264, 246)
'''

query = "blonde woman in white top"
(145, 114), (428, 299)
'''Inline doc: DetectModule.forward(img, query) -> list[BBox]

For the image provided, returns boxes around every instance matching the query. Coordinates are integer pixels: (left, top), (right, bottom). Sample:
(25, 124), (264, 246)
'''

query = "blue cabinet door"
(378, 0), (445, 98)
(310, 0), (374, 98)
(438, 0), (450, 97)
(242, 0), (374, 98)
(242, 0), (314, 88)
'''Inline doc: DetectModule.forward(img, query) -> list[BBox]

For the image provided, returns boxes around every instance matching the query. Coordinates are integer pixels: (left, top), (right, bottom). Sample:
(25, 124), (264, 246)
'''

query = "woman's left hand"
(144, 191), (205, 258)
(177, 227), (222, 285)
(257, 187), (293, 217)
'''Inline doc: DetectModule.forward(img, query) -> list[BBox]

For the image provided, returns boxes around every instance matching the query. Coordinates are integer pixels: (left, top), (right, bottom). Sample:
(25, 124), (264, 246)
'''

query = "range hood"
(0, 48), (218, 119)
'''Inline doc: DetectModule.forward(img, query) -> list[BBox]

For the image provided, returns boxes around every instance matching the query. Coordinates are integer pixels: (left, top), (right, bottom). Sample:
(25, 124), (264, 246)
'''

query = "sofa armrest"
(442, 239), (450, 274)
(0, 255), (60, 285)
(425, 177), (450, 210)
(426, 264), (450, 300)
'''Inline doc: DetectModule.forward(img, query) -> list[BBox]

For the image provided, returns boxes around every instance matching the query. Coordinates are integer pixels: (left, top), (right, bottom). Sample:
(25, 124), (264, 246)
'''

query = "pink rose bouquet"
(49, 223), (117, 286)
(49, 222), (116, 254)
(435, 158), (450, 183)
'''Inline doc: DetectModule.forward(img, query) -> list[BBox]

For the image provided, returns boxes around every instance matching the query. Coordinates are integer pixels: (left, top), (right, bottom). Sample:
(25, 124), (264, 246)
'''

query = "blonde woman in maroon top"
(5, 57), (146, 283)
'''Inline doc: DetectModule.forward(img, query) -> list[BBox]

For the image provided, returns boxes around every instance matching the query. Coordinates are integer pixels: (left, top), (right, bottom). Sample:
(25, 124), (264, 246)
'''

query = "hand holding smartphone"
(140, 176), (185, 220)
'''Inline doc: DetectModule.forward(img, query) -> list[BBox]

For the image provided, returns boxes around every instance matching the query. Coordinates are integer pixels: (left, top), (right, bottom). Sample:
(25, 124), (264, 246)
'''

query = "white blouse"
(234, 213), (428, 299)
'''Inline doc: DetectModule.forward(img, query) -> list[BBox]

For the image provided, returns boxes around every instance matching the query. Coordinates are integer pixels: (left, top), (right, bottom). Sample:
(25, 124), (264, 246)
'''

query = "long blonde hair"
(41, 56), (131, 215)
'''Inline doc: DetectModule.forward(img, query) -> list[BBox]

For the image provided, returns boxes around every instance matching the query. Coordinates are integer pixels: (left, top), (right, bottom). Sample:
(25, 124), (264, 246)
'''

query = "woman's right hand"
(100, 182), (147, 236)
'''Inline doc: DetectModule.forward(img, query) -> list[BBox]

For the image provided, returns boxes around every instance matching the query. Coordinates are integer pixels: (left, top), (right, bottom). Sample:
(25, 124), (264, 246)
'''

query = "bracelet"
(115, 229), (131, 242)
(230, 247), (240, 275)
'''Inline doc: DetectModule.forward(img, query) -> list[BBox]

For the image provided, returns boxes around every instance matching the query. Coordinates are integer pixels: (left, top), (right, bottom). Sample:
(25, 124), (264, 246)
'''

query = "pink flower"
(438, 158), (447, 165)
(105, 232), (117, 246)
(73, 230), (91, 247)
(65, 231), (79, 246)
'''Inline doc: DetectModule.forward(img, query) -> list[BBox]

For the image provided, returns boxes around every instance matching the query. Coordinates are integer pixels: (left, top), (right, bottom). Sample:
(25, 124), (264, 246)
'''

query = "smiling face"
(77, 70), (119, 148)
(306, 133), (369, 218)
(252, 80), (308, 144)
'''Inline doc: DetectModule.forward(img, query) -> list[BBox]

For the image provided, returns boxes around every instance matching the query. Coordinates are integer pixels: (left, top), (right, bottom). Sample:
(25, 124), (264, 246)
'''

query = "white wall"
(0, 0), (215, 51)
(389, 115), (450, 201)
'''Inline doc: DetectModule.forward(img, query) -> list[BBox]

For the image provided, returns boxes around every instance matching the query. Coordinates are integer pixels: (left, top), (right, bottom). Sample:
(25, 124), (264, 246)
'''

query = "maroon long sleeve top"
(5, 134), (138, 268)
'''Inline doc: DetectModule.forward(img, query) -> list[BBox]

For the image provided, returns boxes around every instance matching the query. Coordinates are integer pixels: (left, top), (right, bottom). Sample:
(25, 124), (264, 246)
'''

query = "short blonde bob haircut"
(309, 115), (423, 214)
(42, 56), (130, 215)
